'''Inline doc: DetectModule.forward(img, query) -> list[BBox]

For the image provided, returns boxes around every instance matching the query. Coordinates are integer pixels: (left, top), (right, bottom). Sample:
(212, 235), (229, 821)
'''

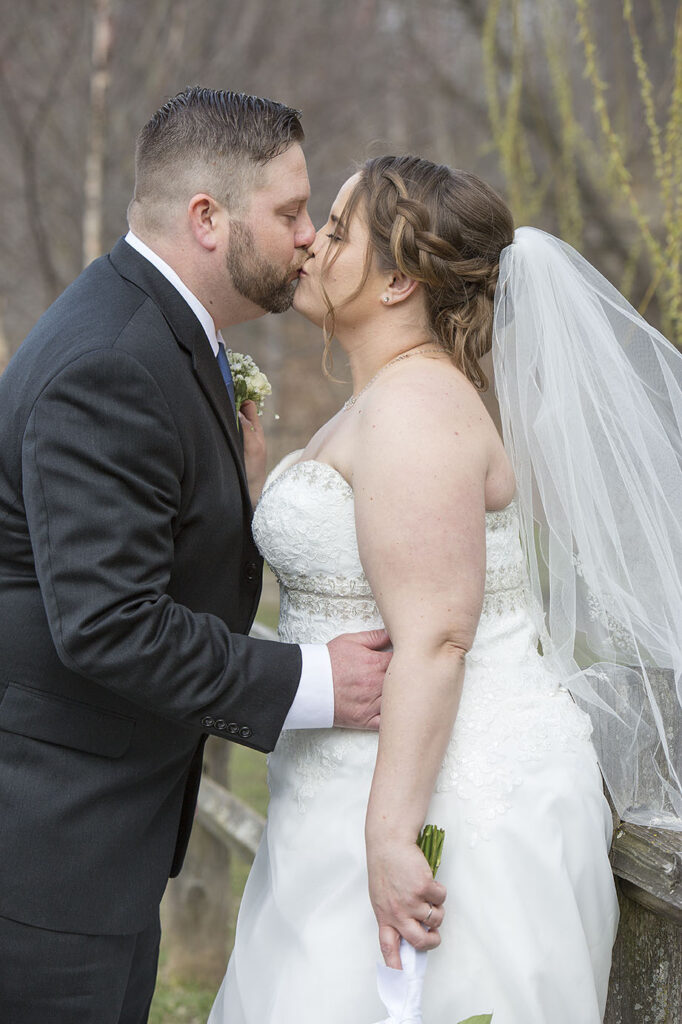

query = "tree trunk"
(82, 0), (113, 268)
(0, 299), (9, 374)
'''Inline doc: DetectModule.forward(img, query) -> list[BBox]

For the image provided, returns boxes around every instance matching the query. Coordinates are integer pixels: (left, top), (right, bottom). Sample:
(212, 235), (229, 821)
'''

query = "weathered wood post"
(604, 665), (682, 1021)
(160, 737), (233, 985)
(605, 824), (682, 1022)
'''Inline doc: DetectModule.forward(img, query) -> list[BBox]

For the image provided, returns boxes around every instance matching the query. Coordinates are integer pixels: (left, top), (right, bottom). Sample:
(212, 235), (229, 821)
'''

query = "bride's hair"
(323, 155), (514, 391)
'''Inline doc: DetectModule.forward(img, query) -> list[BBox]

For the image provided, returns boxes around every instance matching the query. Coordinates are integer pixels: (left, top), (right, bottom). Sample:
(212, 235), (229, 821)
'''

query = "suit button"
(227, 722), (239, 734)
(240, 725), (252, 739)
(245, 561), (259, 583)
(215, 718), (226, 731)
(201, 716), (215, 728)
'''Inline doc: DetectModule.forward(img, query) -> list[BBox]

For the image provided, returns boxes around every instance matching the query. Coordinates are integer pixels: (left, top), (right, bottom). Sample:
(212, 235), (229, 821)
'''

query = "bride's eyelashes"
(326, 232), (343, 242)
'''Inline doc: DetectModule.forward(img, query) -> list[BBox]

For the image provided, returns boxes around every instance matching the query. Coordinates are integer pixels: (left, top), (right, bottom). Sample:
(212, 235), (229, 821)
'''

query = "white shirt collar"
(124, 230), (226, 356)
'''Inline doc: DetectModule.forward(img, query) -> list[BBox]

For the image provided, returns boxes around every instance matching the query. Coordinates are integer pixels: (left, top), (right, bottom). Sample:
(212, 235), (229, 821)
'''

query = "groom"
(0, 87), (389, 1023)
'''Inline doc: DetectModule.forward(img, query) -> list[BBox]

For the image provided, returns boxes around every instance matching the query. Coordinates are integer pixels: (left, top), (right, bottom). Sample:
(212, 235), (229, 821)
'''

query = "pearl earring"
(383, 296), (390, 303)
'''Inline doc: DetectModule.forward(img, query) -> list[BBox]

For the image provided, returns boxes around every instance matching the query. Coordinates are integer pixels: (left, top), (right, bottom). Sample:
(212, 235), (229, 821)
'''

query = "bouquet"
(226, 351), (272, 415)
(372, 826), (492, 1024)
(417, 824), (444, 878)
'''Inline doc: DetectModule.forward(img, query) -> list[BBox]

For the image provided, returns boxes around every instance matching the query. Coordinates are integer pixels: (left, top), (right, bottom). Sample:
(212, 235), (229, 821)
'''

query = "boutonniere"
(227, 351), (272, 415)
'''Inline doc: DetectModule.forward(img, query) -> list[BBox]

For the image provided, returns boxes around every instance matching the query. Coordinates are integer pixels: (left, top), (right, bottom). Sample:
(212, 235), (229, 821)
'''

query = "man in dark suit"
(0, 87), (388, 1023)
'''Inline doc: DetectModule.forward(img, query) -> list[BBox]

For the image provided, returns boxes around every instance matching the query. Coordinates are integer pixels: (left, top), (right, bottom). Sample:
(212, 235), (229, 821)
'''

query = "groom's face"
(225, 143), (315, 314)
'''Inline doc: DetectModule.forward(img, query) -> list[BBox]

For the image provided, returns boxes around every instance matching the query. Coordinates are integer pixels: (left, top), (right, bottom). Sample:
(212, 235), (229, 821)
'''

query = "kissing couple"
(2, 86), (681, 1024)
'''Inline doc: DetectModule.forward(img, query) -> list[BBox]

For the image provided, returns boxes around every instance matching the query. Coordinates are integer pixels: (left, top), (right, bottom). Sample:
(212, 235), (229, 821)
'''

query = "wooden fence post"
(160, 737), (232, 986)
(605, 823), (682, 1022)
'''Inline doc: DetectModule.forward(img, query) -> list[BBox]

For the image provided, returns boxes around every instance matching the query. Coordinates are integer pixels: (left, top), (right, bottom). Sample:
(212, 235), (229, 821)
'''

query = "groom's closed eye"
(277, 194), (310, 216)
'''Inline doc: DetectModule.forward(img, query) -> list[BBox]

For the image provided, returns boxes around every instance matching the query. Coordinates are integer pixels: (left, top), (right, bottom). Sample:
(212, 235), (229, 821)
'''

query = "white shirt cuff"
(282, 644), (334, 729)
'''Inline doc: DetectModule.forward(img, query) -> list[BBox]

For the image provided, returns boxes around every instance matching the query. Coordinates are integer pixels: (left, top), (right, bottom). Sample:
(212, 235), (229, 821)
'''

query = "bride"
(209, 155), (682, 1023)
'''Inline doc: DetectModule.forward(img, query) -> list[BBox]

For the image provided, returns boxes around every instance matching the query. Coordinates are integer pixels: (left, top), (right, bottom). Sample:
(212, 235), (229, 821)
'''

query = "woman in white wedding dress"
(209, 157), (626, 1024)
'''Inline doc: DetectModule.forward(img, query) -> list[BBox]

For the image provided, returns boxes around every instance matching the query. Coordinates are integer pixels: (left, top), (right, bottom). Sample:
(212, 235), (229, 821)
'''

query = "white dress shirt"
(124, 231), (334, 729)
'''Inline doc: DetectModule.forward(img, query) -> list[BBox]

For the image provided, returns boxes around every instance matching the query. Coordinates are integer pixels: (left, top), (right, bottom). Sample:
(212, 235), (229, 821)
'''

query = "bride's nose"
(308, 225), (328, 258)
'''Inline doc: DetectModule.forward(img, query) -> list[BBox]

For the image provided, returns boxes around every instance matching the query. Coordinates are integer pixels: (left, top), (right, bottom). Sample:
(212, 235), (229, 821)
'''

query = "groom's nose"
(295, 212), (316, 249)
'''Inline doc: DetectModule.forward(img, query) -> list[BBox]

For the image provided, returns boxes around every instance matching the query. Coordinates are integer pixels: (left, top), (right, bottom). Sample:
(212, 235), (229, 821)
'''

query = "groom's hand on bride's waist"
(327, 628), (391, 730)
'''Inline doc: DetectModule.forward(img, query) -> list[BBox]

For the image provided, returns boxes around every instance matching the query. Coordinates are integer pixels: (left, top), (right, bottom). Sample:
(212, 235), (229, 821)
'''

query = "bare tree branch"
(0, 29), (79, 304)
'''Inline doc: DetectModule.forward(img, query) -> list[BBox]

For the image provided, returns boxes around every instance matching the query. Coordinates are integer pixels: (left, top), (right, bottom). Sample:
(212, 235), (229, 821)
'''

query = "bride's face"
(293, 174), (386, 330)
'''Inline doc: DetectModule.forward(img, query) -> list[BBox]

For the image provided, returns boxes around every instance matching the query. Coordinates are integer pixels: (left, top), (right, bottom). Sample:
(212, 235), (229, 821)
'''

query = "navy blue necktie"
(216, 343), (236, 412)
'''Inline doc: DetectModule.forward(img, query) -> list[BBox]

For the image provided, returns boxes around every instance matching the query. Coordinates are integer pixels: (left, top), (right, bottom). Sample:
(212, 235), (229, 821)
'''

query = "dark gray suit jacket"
(0, 238), (301, 935)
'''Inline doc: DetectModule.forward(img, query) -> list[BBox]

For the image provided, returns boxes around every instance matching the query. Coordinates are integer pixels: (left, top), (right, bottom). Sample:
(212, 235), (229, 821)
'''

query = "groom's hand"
(366, 837), (447, 968)
(327, 629), (391, 730)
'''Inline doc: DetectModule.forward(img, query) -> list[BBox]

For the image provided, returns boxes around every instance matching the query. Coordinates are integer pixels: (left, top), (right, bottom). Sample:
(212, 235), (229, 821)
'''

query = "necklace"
(342, 347), (445, 411)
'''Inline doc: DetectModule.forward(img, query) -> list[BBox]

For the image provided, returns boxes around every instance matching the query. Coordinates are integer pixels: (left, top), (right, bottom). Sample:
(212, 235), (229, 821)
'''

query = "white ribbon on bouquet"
(372, 937), (428, 1024)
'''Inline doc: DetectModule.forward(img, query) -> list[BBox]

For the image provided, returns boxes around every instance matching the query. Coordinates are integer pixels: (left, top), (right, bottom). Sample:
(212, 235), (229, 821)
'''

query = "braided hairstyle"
(323, 155), (514, 391)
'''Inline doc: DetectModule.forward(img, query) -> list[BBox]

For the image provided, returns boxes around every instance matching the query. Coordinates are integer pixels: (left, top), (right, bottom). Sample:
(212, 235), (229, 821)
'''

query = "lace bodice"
(254, 454), (529, 641)
(253, 453), (594, 843)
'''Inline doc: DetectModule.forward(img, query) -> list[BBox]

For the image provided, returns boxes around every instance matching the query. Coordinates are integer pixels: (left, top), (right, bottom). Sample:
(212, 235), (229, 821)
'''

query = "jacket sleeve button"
(201, 716), (215, 729)
(239, 725), (252, 739)
(215, 718), (227, 730)
(227, 722), (239, 734)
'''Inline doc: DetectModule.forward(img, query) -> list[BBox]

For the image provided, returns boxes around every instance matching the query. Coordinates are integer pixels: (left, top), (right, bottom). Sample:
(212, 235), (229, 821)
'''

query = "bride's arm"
(238, 400), (267, 506)
(354, 374), (488, 968)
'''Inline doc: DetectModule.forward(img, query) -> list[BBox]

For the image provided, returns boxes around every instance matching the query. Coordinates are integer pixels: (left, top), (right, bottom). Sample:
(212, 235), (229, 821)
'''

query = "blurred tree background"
(2, 0), (681, 453)
(2, 0), (681, 1017)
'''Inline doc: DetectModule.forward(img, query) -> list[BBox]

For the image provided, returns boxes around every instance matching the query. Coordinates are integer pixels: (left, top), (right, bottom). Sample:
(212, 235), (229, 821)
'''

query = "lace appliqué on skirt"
(437, 650), (595, 845)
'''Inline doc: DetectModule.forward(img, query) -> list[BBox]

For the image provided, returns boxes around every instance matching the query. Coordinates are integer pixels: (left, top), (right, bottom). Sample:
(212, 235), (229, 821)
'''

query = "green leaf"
(456, 1016), (494, 1024)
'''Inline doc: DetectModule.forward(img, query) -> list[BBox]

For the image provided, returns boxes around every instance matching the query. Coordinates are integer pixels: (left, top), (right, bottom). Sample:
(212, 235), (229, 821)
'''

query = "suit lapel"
(109, 238), (250, 503)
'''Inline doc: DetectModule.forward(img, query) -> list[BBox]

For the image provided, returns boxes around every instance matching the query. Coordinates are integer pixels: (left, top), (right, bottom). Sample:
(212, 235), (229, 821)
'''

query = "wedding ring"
(424, 904), (434, 923)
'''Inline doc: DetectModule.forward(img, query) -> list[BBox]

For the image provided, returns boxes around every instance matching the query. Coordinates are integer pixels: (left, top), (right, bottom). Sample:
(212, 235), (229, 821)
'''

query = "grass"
(148, 956), (217, 1024)
(149, 589), (276, 1022)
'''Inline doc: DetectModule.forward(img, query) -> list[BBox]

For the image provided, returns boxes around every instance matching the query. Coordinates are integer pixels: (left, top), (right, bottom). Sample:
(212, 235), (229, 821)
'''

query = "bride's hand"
(366, 836), (446, 968)
(238, 400), (267, 506)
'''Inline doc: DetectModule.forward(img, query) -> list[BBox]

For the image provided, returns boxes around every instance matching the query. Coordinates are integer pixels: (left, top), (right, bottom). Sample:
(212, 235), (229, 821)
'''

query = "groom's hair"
(127, 86), (304, 234)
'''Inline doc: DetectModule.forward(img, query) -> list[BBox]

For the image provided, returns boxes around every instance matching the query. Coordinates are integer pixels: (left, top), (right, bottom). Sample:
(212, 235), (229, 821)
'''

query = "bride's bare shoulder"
(358, 354), (492, 437)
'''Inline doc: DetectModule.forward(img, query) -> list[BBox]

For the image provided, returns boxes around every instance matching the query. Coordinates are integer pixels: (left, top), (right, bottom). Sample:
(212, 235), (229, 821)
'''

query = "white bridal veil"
(493, 227), (682, 830)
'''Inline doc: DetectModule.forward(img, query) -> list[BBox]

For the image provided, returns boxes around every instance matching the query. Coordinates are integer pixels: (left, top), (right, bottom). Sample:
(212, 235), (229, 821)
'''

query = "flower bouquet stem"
(371, 826), (493, 1024)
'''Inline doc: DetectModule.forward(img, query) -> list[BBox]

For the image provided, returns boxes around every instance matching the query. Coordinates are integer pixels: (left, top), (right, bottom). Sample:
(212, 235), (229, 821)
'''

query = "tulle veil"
(492, 227), (682, 830)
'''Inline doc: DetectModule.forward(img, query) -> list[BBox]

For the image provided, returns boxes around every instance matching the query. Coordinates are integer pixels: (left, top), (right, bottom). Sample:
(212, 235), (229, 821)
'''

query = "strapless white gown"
(209, 453), (619, 1024)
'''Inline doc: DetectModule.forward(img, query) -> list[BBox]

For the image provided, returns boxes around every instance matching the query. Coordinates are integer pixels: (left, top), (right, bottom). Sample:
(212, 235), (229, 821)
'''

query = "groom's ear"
(384, 272), (419, 305)
(187, 193), (225, 252)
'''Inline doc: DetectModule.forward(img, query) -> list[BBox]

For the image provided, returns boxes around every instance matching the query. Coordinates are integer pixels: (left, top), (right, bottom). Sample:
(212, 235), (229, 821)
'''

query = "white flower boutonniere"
(227, 351), (272, 415)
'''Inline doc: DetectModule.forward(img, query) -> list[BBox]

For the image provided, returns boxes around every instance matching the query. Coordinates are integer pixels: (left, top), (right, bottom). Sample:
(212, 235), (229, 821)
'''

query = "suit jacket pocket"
(0, 682), (135, 758)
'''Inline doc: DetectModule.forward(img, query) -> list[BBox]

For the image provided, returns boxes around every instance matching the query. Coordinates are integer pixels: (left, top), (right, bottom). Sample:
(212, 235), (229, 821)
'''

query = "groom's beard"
(226, 222), (301, 314)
